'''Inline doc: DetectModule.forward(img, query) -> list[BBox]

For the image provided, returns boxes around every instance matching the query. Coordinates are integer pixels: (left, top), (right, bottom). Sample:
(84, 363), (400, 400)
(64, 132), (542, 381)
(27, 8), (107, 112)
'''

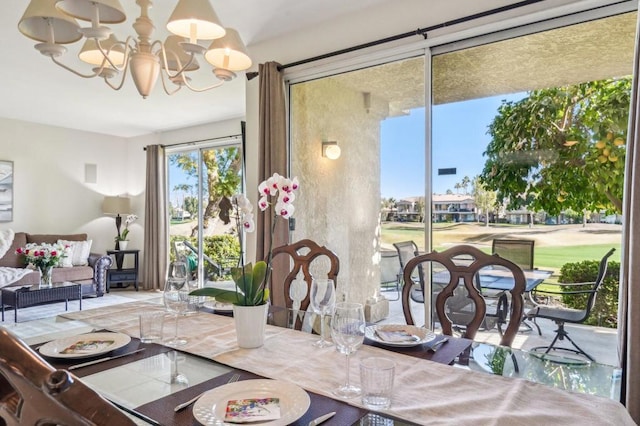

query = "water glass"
(139, 311), (164, 343)
(309, 278), (336, 347)
(360, 357), (395, 409)
(163, 277), (189, 347)
(331, 302), (365, 398)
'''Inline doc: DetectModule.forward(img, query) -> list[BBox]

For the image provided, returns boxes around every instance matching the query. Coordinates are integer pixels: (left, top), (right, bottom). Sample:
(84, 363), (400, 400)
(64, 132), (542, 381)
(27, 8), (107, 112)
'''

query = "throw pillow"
(57, 239), (93, 266)
(57, 245), (74, 268)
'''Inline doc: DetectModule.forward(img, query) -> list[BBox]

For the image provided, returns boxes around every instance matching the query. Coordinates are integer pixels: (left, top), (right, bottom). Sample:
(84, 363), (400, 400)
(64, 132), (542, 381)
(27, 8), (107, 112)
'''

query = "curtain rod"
(143, 133), (243, 150)
(246, 0), (544, 80)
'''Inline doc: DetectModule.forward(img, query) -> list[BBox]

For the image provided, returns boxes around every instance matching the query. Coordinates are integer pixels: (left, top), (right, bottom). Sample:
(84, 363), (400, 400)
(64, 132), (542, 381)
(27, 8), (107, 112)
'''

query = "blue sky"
(381, 93), (525, 199)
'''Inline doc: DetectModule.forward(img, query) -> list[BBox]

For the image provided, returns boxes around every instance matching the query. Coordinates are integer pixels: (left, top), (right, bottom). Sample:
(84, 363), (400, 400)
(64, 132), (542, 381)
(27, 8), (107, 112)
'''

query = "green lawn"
(381, 222), (621, 273)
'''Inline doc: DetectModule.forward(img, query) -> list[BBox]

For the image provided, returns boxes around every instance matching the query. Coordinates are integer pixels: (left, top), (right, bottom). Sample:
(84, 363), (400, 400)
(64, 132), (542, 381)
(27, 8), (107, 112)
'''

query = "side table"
(106, 249), (139, 292)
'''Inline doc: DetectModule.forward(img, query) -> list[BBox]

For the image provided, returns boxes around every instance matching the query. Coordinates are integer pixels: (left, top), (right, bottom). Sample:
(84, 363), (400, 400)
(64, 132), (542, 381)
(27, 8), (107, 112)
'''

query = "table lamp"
(102, 196), (131, 250)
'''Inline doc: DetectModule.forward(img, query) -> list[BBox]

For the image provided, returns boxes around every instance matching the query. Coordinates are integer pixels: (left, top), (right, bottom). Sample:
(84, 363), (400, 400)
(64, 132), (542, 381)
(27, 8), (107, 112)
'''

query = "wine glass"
(163, 275), (189, 347)
(310, 278), (336, 347)
(331, 302), (365, 398)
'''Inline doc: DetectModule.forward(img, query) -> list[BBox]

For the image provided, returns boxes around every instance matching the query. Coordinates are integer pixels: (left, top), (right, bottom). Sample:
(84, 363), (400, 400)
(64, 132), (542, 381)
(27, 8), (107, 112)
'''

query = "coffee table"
(1, 282), (82, 322)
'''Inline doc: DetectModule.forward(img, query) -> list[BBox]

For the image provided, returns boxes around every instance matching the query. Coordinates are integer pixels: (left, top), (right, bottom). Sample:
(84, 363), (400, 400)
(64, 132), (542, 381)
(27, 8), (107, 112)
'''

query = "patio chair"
(492, 238), (535, 270)
(270, 239), (339, 330)
(525, 248), (615, 362)
(402, 244), (526, 347)
(489, 238), (536, 333)
(0, 327), (136, 425)
(393, 241), (423, 303)
(379, 249), (401, 300)
(181, 240), (238, 280)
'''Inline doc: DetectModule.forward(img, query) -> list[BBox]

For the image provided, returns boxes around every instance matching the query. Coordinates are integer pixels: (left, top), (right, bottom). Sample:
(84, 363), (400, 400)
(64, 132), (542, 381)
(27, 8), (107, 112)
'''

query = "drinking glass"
(309, 278), (336, 347)
(163, 276), (189, 347)
(331, 302), (365, 398)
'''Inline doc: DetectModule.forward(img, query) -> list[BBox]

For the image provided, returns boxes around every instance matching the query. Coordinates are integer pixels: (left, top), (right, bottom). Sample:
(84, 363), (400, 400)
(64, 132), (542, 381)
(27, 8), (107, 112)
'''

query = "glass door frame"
(165, 136), (244, 286)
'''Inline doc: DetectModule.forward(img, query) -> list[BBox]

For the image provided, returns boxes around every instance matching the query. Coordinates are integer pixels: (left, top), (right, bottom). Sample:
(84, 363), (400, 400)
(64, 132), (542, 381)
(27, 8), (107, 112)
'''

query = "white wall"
(0, 117), (129, 255)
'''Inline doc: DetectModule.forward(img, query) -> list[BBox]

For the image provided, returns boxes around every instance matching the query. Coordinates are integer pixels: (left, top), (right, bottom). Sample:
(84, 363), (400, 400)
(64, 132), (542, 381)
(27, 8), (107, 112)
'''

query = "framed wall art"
(0, 160), (13, 222)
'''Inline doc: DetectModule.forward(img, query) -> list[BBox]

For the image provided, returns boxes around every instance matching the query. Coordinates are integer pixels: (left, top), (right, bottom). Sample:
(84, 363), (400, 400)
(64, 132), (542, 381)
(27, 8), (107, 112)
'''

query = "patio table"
(50, 300), (633, 425)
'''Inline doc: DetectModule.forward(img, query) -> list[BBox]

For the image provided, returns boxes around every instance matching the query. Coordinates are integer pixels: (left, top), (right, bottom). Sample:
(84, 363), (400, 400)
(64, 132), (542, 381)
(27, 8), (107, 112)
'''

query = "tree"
(472, 176), (497, 226)
(460, 176), (471, 195)
(480, 78), (630, 216)
(454, 183), (461, 194)
(169, 148), (242, 236)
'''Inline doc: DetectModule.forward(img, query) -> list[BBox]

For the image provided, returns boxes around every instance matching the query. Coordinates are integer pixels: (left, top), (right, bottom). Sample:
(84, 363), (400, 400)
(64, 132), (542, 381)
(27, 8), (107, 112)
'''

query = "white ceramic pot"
(118, 240), (129, 251)
(233, 304), (269, 348)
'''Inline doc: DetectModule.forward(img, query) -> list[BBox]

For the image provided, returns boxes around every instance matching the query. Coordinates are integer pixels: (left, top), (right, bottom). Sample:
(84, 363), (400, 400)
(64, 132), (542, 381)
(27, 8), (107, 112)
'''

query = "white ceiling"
(0, 0), (390, 137)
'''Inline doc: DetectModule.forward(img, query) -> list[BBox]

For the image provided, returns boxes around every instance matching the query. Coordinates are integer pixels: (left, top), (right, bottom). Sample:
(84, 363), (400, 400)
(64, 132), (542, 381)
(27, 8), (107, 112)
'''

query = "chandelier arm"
(180, 78), (224, 93)
(155, 41), (197, 79)
(50, 56), (102, 79)
(94, 36), (136, 73)
(103, 63), (129, 92)
(158, 70), (183, 96)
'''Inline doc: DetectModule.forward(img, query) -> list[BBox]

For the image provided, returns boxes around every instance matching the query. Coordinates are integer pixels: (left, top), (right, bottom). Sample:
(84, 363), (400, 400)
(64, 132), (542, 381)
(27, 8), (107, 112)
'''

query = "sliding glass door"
(166, 139), (243, 286)
(289, 55), (426, 305)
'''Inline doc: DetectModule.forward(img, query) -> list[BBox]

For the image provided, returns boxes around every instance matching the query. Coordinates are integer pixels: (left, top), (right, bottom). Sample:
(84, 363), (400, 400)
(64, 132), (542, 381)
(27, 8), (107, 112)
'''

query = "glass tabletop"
(458, 342), (621, 400)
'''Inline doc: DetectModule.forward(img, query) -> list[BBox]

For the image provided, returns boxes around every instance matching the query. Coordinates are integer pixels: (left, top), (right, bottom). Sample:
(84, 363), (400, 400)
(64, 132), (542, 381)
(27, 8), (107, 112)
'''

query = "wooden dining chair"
(0, 327), (136, 426)
(270, 239), (339, 330)
(402, 245), (527, 347)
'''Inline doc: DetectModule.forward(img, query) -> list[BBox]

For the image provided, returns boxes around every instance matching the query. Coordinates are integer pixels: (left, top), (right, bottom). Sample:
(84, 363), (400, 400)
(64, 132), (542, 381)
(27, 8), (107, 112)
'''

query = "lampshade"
(102, 196), (130, 215)
(161, 36), (200, 72)
(18, 0), (82, 44)
(79, 34), (125, 66)
(167, 0), (225, 41)
(204, 28), (252, 71)
(56, 0), (126, 24)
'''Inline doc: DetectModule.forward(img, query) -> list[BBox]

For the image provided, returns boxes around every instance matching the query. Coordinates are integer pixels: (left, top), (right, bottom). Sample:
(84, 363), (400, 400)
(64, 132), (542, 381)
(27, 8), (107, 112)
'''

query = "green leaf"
(251, 261), (268, 304)
(189, 288), (242, 304)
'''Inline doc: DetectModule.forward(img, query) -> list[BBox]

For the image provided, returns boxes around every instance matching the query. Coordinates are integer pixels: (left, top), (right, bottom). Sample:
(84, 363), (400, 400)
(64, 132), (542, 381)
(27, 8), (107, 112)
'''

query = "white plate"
(203, 300), (234, 312)
(193, 379), (310, 426)
(38, 332), (131, 359)
(365, 324), (436, 347)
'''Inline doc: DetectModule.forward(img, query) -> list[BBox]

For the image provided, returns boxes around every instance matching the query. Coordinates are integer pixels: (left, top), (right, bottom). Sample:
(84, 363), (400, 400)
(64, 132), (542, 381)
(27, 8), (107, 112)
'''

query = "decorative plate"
(193, 379), (310, 426)
(38, 332), (131, 359)
(365, 324), (436, 347)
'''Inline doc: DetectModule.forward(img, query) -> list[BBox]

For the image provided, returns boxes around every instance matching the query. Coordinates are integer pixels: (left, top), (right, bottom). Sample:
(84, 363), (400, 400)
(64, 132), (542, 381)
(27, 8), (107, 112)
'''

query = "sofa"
(0, 232), (112, 298)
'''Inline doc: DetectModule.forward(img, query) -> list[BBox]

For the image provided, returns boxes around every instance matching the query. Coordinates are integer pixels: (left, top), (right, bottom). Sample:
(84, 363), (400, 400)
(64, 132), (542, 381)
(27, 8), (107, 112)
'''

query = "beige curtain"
(618, 11), (640, 423)
(142, 145), (167, 291)
(257, 62), (289, 307)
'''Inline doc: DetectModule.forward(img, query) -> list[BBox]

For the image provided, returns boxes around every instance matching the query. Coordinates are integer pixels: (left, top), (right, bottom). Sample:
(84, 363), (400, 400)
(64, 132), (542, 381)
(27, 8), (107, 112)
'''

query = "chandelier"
(18, 0), (252, 98)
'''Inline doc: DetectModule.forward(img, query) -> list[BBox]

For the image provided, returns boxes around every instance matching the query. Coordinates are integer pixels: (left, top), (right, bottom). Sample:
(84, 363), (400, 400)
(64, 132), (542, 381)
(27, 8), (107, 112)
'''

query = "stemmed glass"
(331, 302), (365, 398)
(163, 262), (189, 347)
(309, 278), (336, 347)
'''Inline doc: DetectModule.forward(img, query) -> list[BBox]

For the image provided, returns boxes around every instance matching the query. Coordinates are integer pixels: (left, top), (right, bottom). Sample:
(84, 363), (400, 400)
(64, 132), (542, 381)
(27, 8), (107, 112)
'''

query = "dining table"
(7, 297), (634, 426)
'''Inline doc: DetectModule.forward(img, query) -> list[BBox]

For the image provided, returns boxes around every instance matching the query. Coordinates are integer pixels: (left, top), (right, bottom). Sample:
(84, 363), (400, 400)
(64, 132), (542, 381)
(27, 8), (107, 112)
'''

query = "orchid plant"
(115, 214), (138, 242)
(191, 173), (299, 306)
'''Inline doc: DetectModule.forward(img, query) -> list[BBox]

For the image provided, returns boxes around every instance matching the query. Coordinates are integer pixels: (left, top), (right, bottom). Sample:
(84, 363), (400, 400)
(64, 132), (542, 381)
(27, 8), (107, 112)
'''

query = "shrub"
(558, 258), (620, 328)
(169, 234), (240, 280)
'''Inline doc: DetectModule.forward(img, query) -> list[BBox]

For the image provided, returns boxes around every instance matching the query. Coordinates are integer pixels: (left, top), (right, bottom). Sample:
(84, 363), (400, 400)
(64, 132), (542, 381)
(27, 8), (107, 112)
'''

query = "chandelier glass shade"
(18, 0), (252, 98)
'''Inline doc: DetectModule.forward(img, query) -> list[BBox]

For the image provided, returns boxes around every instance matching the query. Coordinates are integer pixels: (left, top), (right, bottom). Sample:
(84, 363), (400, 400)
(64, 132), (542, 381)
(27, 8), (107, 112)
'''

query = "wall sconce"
(322, 141), (341, 160)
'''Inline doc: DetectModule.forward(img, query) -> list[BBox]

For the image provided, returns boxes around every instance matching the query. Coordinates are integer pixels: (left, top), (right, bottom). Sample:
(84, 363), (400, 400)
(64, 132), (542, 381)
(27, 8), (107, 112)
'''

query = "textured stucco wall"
(290, 77), (388, 305)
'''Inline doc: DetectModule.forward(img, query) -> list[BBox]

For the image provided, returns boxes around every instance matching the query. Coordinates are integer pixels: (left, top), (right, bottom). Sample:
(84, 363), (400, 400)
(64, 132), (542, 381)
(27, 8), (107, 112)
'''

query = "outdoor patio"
(383, 295), (620, 367)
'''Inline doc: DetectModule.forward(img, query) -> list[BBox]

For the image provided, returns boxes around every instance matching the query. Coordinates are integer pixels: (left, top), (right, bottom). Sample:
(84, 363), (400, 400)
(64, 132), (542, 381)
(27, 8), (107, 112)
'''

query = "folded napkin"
(375, 329), (419, 343)
(224, 398), (281, 423)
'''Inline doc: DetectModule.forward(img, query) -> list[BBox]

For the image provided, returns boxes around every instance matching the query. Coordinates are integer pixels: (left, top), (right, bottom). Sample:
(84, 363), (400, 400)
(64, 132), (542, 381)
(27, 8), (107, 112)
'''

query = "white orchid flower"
(233, 194), (253, 213)
(275, 201), (295, 219)
(278, 191), (295, 204)
(242, 212), (255, 233)
(258, 180), (275, 197)
(258, 196), (269, 211)
(291, 177), (299, 191)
